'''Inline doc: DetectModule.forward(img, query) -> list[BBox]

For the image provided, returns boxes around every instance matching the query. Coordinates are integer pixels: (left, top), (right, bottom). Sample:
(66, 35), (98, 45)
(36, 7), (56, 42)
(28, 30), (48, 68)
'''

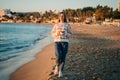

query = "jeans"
(55, 42), (68, 71)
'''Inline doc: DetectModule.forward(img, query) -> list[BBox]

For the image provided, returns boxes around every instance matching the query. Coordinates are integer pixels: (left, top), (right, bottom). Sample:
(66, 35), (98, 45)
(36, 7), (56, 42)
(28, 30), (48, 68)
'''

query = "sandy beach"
(10, 24), (120, 80)
(10, 43), (56, 80)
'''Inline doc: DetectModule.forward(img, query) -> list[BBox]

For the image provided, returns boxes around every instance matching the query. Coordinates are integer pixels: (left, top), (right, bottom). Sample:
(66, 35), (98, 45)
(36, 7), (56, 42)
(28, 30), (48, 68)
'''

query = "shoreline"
(0, 23), (54, 80)
(10, 43), (56, 80)
(0, 22), (54, 26)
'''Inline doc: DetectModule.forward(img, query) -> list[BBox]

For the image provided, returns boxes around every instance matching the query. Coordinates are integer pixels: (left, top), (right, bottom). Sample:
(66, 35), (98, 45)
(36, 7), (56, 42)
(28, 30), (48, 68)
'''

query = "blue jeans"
(55, 42), (68, 71)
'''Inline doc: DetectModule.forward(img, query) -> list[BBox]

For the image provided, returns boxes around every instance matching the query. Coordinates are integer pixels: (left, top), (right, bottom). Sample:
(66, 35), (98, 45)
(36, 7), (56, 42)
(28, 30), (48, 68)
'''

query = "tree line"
(2, 5), (120, 23)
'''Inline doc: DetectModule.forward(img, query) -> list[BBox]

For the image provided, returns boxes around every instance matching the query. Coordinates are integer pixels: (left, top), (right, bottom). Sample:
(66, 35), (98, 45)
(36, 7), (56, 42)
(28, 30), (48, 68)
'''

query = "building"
(0, 9), (12, 17)
(119, 0), (120, 12)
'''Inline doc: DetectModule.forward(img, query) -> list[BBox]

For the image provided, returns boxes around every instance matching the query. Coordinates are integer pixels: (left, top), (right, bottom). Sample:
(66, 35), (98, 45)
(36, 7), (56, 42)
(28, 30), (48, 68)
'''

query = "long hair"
(58, 12), (67, 23)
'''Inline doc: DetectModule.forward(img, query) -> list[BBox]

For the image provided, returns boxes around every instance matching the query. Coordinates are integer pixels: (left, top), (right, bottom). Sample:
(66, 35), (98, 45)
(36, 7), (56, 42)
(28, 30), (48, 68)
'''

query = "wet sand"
(10, 44), (56, 80)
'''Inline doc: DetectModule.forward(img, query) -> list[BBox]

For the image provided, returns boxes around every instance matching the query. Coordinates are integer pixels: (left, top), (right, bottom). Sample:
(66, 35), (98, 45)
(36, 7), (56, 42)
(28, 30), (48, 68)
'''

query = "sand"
(10, 24), (120, 80)
(10, 43), (56, 80)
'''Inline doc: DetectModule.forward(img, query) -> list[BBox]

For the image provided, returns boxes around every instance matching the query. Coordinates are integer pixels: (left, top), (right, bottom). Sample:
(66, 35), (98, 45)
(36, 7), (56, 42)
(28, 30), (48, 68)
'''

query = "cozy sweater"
(51, 23), (72, 42)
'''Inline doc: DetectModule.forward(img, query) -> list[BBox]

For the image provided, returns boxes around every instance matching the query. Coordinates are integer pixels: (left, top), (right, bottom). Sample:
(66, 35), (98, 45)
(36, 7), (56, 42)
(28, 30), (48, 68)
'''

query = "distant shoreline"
(0, 22), (54, 26)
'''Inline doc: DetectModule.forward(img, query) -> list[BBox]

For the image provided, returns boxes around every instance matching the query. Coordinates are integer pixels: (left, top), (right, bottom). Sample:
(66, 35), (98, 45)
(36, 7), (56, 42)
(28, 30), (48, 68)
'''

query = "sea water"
(0, 23), (53, 80)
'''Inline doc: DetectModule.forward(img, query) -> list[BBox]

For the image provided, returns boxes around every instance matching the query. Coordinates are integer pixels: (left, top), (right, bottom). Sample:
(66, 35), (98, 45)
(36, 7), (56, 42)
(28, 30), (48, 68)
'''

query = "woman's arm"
(51, 24), (57, 38)
(67, 24), (72, 38)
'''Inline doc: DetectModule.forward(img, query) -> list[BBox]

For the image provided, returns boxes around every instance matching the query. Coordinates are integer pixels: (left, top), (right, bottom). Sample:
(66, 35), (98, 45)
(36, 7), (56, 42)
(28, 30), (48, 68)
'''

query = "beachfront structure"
(0, 9), (12, 17)
(119, 0), (120, 12)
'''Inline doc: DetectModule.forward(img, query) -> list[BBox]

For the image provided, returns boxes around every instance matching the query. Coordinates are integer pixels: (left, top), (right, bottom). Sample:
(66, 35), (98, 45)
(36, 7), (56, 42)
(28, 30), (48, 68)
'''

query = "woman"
(51, 12), (72, 77)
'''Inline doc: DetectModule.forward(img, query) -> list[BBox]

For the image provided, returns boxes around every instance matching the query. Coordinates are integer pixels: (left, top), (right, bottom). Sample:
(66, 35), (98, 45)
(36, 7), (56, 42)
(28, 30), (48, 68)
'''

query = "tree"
(33, 12), (41, 18)
(82, 7), (95, 17)
(113, 9), (120, 19)
(76, 9), (82, 17)
(95, 5), (113, 20)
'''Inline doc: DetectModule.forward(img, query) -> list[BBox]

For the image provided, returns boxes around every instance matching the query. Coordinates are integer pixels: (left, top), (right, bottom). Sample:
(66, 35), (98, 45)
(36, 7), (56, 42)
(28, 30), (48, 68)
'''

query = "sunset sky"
(0, 0), (118, 12)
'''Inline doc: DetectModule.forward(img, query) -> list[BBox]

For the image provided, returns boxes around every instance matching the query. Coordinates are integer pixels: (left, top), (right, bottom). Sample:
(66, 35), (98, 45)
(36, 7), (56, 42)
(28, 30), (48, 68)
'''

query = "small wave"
(0, 48), (11, 52)
(0, 42), (13, 47)
(35, 37), (42, 42)
(0, 37), (15, 42)
(33, 36), (47, 44)
(14, 45), (29, 49)
(0, 45), (30, 53)
(0, 55), (18, 62)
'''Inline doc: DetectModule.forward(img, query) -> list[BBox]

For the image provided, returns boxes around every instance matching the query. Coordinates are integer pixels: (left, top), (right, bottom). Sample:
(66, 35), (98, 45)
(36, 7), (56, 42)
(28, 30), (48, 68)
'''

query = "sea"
(0, 23), (53, 80)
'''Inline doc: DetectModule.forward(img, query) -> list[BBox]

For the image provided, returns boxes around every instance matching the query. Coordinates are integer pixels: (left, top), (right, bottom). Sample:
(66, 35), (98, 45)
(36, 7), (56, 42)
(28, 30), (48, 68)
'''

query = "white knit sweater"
(51, 23), (72, 42)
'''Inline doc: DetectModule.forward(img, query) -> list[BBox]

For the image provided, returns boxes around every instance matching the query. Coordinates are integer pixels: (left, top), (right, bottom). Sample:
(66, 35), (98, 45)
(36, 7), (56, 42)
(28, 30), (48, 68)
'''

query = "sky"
(0, 0), (119, 12)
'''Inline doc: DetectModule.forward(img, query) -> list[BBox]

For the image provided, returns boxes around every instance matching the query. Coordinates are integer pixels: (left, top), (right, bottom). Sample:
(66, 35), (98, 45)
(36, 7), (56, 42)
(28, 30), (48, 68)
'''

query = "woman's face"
(59, 13), (64, 22)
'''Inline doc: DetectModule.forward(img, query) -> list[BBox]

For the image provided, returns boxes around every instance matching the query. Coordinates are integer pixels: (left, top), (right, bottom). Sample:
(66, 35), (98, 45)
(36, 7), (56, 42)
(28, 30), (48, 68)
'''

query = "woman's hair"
(58, 12), (67, 23)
